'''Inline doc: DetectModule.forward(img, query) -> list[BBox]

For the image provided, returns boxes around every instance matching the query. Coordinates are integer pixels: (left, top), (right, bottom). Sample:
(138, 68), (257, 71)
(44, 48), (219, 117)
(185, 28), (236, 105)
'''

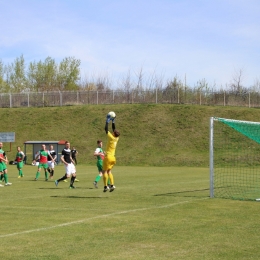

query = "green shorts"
(97, 160), (103, 172)
(38, 163), (48, 169)
(0, 162), (7, 172)
(17, 162), (23, 169)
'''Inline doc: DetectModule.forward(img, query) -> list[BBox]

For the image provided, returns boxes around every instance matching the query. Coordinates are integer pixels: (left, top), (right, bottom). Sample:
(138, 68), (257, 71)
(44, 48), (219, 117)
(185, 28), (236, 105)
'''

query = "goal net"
(210, 117), (260, 201)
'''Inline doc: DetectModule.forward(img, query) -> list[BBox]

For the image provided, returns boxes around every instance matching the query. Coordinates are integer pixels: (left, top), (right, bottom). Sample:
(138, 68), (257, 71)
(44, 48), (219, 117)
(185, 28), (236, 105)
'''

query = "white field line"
(0, 197), (208, 238)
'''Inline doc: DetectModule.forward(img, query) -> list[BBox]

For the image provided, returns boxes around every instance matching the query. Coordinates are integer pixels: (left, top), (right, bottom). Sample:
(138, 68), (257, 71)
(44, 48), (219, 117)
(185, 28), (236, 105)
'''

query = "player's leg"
(108, 157), (116, 192)
(93, 163), (103, 188)
(47, 161), (51, 175)
(35, 164), (42, 180)
(3, 168), (12, 186)
(63, 175), (68, 182)
(69, 163), (76, 188)
(17, 166), (22, 177)
(44, 164), (49, 181)
(19, 162), (24, 177)
(108, 170), (115, 192)
(50, 162), (55, 178)
(102, 171), (110, 192)
(0, 163), (4, 182)
(17, 164), (20, 177)
(55, 173), (68, 186)
(93, 173), (101, 188)
(74, 162), (79, 182)
(102, 157), (110, 192)
(108, 170), (114, 186)
(70, 173), (76, 188)
(55, 164), (69, 186)
(20, 164), (24, 177)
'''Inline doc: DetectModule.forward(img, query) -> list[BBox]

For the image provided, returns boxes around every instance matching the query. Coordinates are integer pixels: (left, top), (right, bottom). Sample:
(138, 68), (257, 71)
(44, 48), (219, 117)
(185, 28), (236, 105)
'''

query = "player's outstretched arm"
(105, 114), (110, 134)
(112, 122), (116, 132)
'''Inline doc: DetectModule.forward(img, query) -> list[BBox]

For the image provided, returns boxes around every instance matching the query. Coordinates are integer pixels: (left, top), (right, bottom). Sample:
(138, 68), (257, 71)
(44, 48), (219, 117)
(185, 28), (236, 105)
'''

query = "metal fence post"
(9, 93), (12, 108)
(178, 87), (180, 104)
(59, 91), (62, 106)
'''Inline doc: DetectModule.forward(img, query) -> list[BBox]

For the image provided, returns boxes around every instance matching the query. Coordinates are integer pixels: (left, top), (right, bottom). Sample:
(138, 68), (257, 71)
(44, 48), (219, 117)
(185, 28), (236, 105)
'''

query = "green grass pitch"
(1, 165), (260, 260)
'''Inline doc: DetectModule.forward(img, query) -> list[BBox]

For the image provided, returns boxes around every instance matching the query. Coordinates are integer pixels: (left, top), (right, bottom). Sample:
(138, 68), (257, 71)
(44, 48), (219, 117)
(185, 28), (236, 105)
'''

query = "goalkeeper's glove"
(106, 114), (111, 123)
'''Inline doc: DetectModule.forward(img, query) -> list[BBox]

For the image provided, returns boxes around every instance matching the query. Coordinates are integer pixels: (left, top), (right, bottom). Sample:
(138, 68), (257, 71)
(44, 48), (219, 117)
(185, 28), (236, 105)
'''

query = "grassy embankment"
(0, 103), (258, 166)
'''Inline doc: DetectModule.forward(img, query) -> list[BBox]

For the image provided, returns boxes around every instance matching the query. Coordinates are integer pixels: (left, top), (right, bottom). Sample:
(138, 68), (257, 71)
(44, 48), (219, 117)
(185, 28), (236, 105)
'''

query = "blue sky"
(0, 0), (260, 88)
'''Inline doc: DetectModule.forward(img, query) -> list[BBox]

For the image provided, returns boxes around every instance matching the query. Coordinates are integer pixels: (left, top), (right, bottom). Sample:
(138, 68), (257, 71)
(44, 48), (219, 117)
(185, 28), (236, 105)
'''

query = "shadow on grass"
(154, 188), (209, 197)
(50, 195), (107, 199)
(38, 187), (96, 190)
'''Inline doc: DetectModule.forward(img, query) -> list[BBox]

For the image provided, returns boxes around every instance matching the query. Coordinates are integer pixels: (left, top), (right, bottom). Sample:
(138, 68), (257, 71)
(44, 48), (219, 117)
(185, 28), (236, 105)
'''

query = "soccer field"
(1, 165), (259, 260)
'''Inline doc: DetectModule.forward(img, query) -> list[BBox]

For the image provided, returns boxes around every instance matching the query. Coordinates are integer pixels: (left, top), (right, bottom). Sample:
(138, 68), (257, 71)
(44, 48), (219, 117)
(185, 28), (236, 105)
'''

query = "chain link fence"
(0, 89), (260, 108)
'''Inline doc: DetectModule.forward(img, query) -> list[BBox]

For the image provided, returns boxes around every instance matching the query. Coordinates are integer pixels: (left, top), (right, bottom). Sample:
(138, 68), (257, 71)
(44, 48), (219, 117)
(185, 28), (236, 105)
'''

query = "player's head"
(65, 141), (70, 148)
(113, 130), (120, 137)
(17, 146), (21, 151)
(41, 144), (46, 150)
(0, 142), (3, 148)
(97, 140), (102, 147)
(49, 145), (53, 150)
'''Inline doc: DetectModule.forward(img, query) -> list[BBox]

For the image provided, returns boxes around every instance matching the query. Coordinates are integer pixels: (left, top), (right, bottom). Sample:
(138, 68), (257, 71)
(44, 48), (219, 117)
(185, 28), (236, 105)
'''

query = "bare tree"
(95, 71), (112, 91)
(118, 69), (133, 91)
(229, 68), (246, 93)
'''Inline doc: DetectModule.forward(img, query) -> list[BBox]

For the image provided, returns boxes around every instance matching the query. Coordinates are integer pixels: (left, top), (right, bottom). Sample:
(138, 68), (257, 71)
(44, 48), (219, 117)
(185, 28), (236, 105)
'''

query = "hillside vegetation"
(0, 104), (259, 166)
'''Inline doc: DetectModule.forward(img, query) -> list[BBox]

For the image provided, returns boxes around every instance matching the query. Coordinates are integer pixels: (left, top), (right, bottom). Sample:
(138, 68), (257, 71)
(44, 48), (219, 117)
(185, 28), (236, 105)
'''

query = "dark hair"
(97, 140), (102, 144)
(114, 130), (120, 137)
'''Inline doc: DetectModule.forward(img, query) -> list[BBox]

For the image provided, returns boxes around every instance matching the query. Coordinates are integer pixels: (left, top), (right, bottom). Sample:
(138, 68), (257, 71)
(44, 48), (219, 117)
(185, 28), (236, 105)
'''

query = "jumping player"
(102, 113), (120, 192)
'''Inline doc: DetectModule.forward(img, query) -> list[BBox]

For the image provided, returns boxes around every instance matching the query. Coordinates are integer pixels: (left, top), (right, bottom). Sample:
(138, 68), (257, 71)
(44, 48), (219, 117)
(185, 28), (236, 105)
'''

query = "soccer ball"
(108, 111), (116, 119)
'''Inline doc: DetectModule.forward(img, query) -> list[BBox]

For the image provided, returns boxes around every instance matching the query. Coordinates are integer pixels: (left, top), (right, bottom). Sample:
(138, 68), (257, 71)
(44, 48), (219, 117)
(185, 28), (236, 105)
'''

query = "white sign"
(0, 132), (15, 142)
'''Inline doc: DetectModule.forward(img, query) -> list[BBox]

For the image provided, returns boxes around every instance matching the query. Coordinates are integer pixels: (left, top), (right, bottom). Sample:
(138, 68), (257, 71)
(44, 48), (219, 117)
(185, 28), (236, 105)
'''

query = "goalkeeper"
(102, 114), (120, 192)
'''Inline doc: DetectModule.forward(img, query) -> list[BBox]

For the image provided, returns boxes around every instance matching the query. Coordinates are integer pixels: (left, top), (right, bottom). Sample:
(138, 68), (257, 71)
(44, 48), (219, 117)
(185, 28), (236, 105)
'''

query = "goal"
(210, 117), (260, 200)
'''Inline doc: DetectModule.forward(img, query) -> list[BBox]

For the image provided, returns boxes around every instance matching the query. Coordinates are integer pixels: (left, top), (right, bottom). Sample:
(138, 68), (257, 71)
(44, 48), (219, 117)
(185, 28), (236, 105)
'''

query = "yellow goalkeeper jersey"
(106, 131), (119, 156)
